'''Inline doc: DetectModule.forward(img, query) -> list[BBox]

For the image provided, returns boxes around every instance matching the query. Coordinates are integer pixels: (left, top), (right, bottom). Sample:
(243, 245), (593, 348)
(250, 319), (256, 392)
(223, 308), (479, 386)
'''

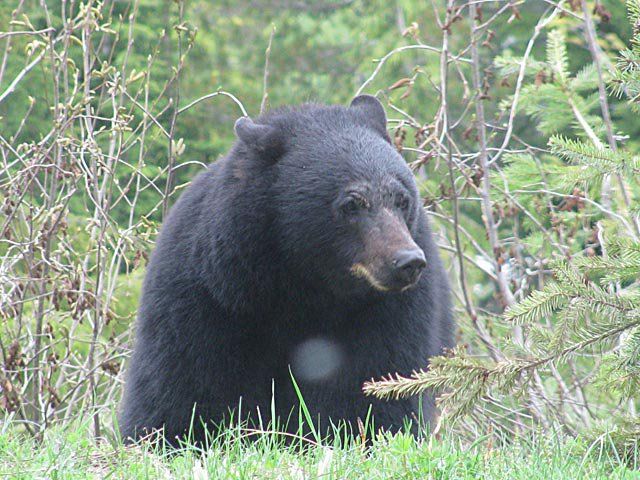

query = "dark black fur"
(119, 96), (454, 444)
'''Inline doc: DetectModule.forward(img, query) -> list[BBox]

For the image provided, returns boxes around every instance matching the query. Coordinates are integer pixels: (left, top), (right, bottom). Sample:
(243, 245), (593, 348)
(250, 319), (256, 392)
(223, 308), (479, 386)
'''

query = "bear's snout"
(391, 248), (426, 287)
(350, 207), (427, 292)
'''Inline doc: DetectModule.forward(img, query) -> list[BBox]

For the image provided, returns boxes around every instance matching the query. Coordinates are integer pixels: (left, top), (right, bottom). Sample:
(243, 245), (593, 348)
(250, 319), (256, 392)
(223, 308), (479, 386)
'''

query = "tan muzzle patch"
(349, 263), (389, 292)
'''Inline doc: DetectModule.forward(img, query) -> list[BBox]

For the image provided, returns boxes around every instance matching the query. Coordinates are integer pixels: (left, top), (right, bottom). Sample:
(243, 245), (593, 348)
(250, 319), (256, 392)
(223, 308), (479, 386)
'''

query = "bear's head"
(234, 95), (426, 296)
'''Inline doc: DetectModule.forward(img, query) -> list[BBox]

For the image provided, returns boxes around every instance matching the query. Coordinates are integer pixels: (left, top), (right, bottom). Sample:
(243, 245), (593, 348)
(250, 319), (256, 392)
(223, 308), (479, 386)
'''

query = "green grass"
(1, 421), (639, 479)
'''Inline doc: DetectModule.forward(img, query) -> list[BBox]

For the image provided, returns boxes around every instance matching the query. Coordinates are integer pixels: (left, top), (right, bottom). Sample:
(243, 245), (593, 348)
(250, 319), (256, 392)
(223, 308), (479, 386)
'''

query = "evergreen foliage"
(366, 1), (640, 446)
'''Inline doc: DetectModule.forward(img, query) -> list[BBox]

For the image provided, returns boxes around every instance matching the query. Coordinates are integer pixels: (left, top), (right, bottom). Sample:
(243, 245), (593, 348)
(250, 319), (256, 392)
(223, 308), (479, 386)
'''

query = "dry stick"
(86, 1), (140, 439)
(90, 4), (198, 429)
(580, 0), (639, 238)
(355, 44), (466, 97)
(427, 2), (500, 431)
(122, 91), (171, 138)
(260, 25), (276, 115)
(105, 16), (152, 323)
(0, 5), (90, 430)
(582, 2), (639, 419)
(77, 0), (105, 441)
(490, 2), (564, 166)
(475, 0), (525, 31)
(0, 46), (49, 106)
(40, 0), (65, 431)
(437, 242), (497, 281)
(440, 2), (504, 362)
(0, 0), (27, 85)
(69, 0), (120, 437)
(508, 170), (588, 429)
(0, 28), (55, 39)
(469, 3), (552, 430)
(27, 0), (63, 433)
(511, 187), (635, 235)
(493, 180), (566, 254)
(532, 143), (592, 421)
(428, 210), (495, 265)
(101, 2), (142, 399)
(469, 8), (514, 310)
(178, 91), (248, 117)
(444, 137), (502, 362)
(162, 0), (185, 219)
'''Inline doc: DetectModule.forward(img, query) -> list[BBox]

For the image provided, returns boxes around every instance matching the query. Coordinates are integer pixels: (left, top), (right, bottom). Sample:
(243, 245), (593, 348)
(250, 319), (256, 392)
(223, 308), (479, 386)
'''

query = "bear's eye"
(396, 194), (410, 211)
(342, 195), (368, 214)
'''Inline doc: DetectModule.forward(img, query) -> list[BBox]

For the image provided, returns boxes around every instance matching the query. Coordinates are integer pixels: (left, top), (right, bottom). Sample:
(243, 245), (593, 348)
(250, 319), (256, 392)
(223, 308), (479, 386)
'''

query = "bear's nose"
(392, 249), (427, 285)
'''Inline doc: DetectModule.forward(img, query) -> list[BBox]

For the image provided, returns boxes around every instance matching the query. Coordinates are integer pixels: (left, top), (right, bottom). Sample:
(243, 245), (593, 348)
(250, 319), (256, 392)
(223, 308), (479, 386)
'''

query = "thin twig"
(260, 25), (276, 115)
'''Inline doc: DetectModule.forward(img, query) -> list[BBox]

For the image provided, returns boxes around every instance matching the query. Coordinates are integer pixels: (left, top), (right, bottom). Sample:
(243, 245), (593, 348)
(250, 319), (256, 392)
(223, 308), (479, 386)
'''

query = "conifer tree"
(365, 1), (640, 444)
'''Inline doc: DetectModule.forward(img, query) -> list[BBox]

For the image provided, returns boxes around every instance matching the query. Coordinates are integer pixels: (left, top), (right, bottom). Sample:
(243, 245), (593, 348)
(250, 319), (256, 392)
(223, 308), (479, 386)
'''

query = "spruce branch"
(549, 136), (640, 176)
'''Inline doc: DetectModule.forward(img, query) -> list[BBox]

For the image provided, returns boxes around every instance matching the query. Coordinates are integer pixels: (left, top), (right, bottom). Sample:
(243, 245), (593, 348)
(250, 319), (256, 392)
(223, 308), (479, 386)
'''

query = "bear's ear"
(234, 116), (285, 162)
(349, 95), (391, 143)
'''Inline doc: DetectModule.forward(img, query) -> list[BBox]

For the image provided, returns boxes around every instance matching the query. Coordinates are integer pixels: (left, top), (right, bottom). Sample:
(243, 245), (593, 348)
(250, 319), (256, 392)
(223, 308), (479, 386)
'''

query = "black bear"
(119, 95), (453, 444)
